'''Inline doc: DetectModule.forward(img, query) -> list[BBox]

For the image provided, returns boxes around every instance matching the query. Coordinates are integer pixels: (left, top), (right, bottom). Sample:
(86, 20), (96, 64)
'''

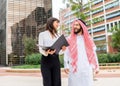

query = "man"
(64, 19), (99, 86)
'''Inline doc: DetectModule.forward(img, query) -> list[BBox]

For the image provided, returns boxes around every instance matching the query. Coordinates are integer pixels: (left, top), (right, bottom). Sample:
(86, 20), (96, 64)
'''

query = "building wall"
(7, 0), (44, 56)
(89, 0), (120, 53)
(0, 0), (7, 65)
(0, 0), (52, 65)
(59, 0), (120, 53)
(59, 7), (76, 36)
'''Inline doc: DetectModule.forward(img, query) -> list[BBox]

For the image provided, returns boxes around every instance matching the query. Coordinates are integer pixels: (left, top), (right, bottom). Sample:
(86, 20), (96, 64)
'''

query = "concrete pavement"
(94, 78), (120, 86)
(0, 76), (67, 86)
(0, 76), (41, 86)
(0, 67), (120, 86)
(0, 76), (120, 86)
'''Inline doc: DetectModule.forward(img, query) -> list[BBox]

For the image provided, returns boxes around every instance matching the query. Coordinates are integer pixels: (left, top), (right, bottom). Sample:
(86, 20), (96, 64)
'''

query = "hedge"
(25, 53), (41, 65)
(25, 53), (64, 67)
(25, 53), (120, 66)
(98, 53), (120, 63)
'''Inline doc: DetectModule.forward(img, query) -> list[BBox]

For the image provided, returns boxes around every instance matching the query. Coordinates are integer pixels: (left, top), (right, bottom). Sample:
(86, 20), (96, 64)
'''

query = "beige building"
(59, 0), (120, 54)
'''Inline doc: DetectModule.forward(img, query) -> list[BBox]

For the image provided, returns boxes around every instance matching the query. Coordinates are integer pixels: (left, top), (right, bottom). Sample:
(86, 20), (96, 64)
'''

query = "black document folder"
(40, 34), (69, 54)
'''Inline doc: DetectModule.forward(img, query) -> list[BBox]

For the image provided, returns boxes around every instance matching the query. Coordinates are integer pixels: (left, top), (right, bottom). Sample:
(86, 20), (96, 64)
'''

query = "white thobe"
(64, 35), (94, 86)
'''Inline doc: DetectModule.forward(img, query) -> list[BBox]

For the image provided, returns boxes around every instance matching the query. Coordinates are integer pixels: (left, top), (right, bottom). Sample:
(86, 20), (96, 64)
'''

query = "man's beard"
(74, 28), (82, 34)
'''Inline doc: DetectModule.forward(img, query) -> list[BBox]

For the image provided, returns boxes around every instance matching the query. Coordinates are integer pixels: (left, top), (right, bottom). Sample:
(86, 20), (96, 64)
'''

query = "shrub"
(98, 54), (109, 63)
(25, 53), (65, 67)
(112, 53), (120, 62)
(98, 53), (120, 63)
(25, 53), (42, 65)
(108, 54), (116, 63)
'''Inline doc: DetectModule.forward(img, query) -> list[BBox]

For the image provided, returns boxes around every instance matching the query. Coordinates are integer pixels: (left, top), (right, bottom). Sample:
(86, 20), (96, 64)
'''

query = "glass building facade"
(0, 0), (52, 65)
(0, 0), (7, 65)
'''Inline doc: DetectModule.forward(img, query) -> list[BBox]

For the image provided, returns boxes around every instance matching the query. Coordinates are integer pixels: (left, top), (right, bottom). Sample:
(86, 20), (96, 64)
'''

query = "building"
(0, 0), (52, 65)
(59, 0), (120, 54)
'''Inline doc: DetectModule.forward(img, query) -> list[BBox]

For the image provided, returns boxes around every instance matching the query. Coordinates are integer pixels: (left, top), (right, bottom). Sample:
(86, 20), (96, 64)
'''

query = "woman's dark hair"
(46, 17), (60, 37)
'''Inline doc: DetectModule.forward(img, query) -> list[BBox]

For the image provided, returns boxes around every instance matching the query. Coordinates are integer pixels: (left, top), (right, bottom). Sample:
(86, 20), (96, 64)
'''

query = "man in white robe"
(64, 19), (99, 86)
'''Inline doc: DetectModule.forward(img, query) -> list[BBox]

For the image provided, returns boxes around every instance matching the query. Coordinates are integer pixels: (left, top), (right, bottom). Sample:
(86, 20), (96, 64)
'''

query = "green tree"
(22, 35), (37, 55)
(109, 24), (120, 52)
(63, 0), (103, 24)
(63, 0), (91, 20)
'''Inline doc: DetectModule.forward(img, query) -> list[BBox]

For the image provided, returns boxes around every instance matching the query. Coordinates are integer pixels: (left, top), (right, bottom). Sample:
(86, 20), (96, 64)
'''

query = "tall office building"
(0, 0), (52, 65)
(59, 0), (120, 54)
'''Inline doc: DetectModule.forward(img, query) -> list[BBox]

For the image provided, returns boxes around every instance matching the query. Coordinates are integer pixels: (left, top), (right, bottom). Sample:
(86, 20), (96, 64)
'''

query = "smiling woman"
(38, 17), (66, 86)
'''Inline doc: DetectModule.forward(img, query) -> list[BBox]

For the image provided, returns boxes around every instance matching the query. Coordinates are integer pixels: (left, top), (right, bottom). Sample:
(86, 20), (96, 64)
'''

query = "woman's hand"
(64, 68), (69, 74)
(46, 49), (56, 55)
(61, 46), (66, 51)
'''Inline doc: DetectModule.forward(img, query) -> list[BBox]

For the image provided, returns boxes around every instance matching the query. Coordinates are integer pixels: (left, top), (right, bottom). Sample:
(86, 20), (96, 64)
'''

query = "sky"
(52, 0), (88, 19)
(52, 0), (66, 19)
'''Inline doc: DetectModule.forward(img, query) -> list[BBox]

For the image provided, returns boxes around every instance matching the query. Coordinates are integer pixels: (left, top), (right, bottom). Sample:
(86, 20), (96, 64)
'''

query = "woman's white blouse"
(39, 30), (62, 56)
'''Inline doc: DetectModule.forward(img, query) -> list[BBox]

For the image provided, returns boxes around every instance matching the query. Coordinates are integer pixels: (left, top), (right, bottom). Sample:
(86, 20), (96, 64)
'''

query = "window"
(92, 0), (103, 5)
(119, 21), (120, 29)
(92, 7), (103, 15)
(88, 29), (91, 34)
(114, 22), (117, 27)
(106, 10), (120, 20)
(111, 23), (113, 28)
(94, 35), (106, 41)
(107, 24), (109, 30)
(105, 1), (119, 10)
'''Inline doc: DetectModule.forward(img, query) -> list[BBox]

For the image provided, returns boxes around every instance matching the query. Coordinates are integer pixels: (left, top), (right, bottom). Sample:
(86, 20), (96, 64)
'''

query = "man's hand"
(93, 69), (99, 75)
(64, 68), (69, 74)
(95, 70), (99, 74)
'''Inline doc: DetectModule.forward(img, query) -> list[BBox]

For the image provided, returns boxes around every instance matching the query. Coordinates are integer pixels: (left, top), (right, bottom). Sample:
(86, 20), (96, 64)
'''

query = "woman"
(39, 17), (65, 86)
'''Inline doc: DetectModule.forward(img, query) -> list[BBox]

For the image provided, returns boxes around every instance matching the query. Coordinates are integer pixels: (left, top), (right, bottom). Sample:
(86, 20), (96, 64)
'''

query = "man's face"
(73, 21), (82, 34)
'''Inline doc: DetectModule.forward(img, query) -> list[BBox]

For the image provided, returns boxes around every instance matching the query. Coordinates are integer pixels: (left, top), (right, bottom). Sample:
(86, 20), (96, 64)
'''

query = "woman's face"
(53, 20), (59, 29)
